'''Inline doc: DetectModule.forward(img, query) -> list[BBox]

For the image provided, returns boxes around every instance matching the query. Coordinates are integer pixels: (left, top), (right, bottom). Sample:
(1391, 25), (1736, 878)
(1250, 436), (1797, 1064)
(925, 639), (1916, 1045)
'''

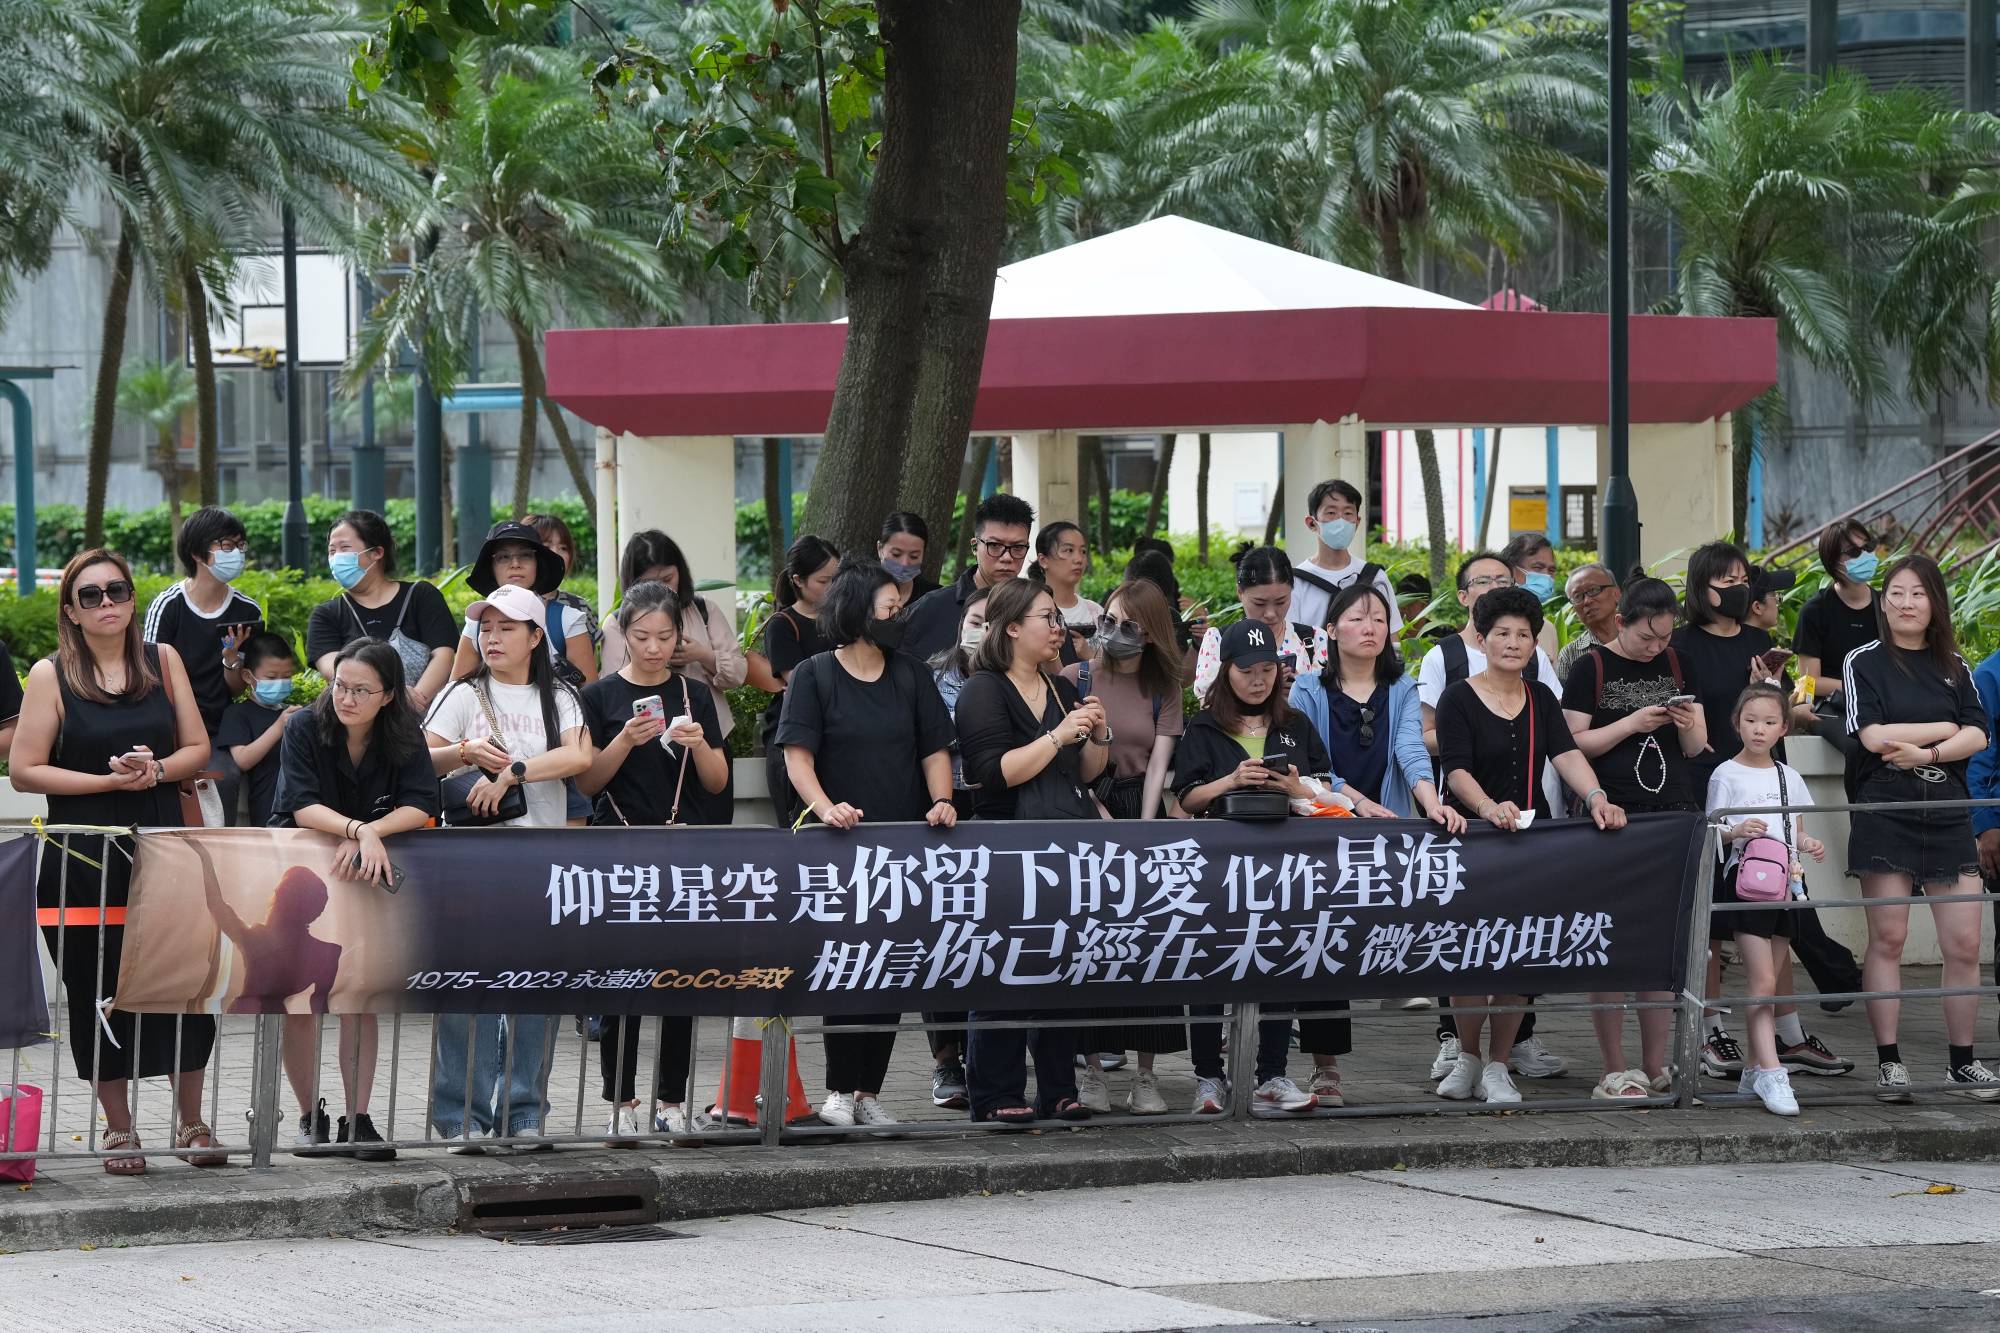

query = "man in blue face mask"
(1292, 478), (1401, 635)
(1500, 532), (1561, 657)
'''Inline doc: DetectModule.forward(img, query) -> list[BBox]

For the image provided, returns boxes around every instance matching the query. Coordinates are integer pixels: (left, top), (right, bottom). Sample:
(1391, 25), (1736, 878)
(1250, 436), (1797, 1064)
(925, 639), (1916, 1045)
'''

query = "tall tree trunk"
(800, 0), (1022, 560)
(1262, 478), (1284, 547)
(1083, 435), (1112, 551)
(956, 435), (994, 579)
(1414, 427), (1448, 586)
(538, 391), (597, 527)
(156, 426), (183, 549)
(1732, 409), (1753, 541)
(182, 264), (219, 506)
(1143, 434), (1175, 539)
(1195, 432), (1211, 562)
(1379, 235), (1451, 586)
(507, 319), (540, 520)
(762, 437), (785, 580)
(86, 222), (136, 547)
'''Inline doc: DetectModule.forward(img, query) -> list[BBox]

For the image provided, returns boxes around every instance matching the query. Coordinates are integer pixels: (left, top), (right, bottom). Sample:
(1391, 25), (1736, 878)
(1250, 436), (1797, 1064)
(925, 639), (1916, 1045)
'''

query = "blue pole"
(777, 438), (795, 545)
(1544, 425), (1561, 548)
(1746, 418), (1765, 549)
(0, 380), (33, 595)
(1471, 428), (1487, 549)
(982, 444), (1000, 498)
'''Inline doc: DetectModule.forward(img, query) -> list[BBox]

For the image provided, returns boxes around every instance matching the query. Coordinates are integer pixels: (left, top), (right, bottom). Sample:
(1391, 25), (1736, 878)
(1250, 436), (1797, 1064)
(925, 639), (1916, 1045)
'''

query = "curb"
(4, 1105), (1997, 1254)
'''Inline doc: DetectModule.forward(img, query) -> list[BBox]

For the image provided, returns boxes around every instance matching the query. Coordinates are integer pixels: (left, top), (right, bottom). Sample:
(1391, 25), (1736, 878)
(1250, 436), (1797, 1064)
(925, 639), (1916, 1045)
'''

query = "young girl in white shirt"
(1706, 683), (1827, 1117)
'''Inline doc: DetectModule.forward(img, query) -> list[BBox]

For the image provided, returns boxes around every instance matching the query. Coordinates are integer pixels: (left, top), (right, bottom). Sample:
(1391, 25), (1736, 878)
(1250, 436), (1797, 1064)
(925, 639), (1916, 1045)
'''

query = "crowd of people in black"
(15, 486), (2000, 1173)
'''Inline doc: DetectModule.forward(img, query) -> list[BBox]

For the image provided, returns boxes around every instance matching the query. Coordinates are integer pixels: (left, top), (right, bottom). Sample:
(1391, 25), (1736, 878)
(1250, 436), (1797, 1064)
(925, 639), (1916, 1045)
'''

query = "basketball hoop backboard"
(198, 250), (356, 369)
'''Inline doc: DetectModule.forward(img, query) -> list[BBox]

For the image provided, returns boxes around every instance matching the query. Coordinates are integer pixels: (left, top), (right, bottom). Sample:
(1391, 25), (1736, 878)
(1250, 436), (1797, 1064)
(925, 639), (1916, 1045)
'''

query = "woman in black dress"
(11, 549), (218, 1174)
(1841, 555), (1999, 1099)
(758, 534), (839, 824)
(954, 577), (1108, 1124)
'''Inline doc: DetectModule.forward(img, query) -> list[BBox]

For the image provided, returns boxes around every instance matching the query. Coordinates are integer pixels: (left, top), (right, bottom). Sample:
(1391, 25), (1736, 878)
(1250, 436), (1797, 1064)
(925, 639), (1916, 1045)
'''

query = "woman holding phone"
(12, 549), (218, 1174)
(268, 638), (440, 1160)
(578, 580), (729, 1142)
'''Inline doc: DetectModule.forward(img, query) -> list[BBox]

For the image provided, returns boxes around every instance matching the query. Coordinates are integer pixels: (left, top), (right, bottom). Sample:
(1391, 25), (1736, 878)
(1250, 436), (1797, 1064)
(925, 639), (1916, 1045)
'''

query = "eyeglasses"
(74, 580), (134, 609)
(1029, 610), (1067, 629)
(1569, 583), (1615, 607)
(331, 682), (383, 701)
(974, 538), (1031, 560)
(492, 548), (539, 566)
(1465, 575), (1513, 590)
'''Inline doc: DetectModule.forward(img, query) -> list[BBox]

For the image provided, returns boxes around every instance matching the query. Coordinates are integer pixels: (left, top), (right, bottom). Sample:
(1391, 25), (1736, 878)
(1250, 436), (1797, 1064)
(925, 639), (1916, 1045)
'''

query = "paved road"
(8, 1161), (2000, 1331)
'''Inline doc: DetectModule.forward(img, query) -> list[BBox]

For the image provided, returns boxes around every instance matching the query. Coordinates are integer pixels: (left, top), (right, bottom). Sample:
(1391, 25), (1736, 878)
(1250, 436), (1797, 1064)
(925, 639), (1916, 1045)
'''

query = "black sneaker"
(1700, 1032), (1745, 1078)
(338, 1113), (397, 1162)
(932, 1058), (969, 1109)
(293, 1099), (331, 1156)
(1778, 1034), (1855, 1076)
(1947, 1059), (2000, 1102)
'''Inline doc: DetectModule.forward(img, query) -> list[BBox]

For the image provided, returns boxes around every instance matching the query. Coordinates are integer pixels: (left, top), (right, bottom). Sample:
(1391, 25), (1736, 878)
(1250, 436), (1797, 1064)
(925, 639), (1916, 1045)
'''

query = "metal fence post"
(1225, 1002), (1259, 1120)
(248, 1014), (283, 1168)
(1673, 824), (1719, 1108)
(757, 1018), (788, 1147)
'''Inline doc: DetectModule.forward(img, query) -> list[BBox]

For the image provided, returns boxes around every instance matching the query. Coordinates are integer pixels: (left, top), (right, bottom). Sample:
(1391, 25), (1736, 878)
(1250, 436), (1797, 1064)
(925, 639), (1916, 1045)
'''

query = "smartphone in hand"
(1759, 648), (1794, 672)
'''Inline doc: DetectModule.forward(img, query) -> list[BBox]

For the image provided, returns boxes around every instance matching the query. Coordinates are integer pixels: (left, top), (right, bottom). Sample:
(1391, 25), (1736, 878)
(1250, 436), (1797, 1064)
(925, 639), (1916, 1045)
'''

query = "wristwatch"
(508, 760), (527, 784)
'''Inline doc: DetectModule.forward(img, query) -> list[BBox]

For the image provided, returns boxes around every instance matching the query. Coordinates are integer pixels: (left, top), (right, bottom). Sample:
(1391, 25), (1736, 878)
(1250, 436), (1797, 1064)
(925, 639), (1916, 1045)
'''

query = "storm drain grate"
(485, 1223), (691, 1245)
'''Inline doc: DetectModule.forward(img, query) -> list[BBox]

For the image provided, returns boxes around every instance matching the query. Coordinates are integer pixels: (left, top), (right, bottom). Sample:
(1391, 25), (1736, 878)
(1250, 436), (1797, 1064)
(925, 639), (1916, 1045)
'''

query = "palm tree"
(1153, 0), (1607, 583)
(111, 358), (197, 542)
(19, 0), (416, 543)
(1643, 57), (2000, 536)
(350, 66), (678, 523)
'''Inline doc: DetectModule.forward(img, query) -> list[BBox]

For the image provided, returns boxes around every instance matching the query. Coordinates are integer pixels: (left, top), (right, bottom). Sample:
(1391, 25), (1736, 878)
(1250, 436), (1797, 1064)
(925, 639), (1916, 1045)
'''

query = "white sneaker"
(853, 1095), (900, 1135)
(1748, 1066), (1799, 1117)
(1190, 1076), (1227, 1115)
(1479, 1061), (1522, 1104)
(1126, 1069), (1168, 1115)
(1250, 1076), (1318, 1117)
(1075, 1061), (1113, 1113)
(1429, 1034), (1462, 1080)
(1508, 1035), (1567, 1078)
(604, 1103), (642, 1147)
(1384, 995), (1434, 1010)
(1437, 1051), (1482, 1100)
(819, 1091), (857, 1127)
(1308, 1066), (1344, 1107)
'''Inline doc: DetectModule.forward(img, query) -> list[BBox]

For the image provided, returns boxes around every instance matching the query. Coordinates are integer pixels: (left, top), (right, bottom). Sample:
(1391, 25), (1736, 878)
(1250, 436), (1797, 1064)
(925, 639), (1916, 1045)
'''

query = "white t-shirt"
(425, 677), (585, 829)
(1060, 596), (1104, 630)
(461, 602), (586, 664)
(1706, 758), (1812, 880)
(1290, 561), (1403, 635)
(1419, 636), (1564, 813)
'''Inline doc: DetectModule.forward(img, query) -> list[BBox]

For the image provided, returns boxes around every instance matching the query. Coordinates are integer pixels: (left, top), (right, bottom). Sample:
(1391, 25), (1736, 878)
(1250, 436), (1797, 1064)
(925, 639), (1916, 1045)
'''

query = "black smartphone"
(353, 854), (406, 893)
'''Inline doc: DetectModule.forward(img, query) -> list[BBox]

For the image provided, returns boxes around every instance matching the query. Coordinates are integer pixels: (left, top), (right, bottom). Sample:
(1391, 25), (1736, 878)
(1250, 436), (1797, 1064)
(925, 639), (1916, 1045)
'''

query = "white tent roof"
(985, 215), (1475, 319)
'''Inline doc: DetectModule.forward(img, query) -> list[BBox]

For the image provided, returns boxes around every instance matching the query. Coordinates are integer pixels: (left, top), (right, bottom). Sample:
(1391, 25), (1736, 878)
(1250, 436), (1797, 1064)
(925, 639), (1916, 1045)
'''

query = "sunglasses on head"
(75, 580), (134, 609)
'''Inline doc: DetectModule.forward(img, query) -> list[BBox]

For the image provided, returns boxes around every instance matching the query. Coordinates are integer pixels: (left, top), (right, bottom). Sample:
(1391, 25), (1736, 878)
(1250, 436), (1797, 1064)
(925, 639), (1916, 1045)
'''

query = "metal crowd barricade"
(7, 803), (1996, 1171)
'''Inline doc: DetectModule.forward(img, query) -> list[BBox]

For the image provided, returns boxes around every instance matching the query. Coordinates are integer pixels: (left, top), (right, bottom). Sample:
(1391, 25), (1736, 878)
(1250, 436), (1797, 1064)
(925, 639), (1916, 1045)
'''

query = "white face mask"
(959, 624), (985, 653)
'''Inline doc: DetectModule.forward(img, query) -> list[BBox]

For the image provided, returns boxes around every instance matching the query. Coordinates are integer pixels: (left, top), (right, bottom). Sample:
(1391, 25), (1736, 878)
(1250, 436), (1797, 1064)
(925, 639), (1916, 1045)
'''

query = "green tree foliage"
(110, 358), (197, 539)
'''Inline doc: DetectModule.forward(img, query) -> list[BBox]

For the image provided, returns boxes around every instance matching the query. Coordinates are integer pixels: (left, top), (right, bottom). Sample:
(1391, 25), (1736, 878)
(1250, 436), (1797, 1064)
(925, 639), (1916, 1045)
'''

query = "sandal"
(980, 1104), (1037, 1124)
(175, 1121), (229, 1167)
(1051, 1097), (1093, 1122)
(1591, 1071), (1650, 1100)
(101, 1128), (146, 1176)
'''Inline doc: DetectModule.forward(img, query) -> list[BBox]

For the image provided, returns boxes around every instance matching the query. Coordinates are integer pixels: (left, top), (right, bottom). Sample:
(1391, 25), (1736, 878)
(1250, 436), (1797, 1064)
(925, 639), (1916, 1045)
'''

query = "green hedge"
(0, 496), (597, 579)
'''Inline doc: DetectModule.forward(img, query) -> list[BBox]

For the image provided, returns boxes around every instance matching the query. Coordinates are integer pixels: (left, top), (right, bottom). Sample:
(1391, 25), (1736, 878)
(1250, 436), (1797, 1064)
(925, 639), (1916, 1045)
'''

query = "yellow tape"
(29, 817), (105, 871)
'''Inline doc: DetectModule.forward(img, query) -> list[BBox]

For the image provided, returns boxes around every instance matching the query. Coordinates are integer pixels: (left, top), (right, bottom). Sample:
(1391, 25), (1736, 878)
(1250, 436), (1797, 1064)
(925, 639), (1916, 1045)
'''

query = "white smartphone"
(1665, 694), (1698, 708)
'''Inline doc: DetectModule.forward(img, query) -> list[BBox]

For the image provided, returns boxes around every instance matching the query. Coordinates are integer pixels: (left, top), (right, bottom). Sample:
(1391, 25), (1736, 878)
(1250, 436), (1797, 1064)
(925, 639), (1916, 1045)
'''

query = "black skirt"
(1846, 768), (1978, 886)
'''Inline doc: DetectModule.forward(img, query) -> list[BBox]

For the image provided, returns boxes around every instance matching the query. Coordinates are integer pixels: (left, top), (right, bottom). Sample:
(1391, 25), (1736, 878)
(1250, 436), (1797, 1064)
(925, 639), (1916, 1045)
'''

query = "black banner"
(115, 813), (1704, 1017)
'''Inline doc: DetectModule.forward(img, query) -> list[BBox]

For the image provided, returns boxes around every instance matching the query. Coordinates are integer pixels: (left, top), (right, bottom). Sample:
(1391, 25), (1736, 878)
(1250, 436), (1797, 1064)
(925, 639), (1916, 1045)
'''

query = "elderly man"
(1554, 562), (1619, 680)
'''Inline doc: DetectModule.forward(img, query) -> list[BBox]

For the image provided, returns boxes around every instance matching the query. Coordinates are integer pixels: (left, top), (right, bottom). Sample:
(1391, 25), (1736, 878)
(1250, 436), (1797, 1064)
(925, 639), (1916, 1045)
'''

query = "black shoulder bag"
(439, 681), (531, 826)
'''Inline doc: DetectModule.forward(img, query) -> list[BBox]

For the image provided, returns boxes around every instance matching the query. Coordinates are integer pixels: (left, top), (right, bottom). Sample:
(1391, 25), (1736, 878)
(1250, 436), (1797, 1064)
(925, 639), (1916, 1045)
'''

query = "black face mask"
(1100, 628), (1145, 660)
(864, 615), (908, 652)
(1713, 585), (1751, 622)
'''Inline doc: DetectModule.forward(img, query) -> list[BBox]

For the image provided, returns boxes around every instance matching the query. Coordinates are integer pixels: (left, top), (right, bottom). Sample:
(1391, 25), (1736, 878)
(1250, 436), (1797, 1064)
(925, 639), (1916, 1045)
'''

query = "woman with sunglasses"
(954, 577), (1108, 1124)
(267, 637), (439, 1161)
(1060, 579), (1189, 1116)
(13, 549), (220, 1175)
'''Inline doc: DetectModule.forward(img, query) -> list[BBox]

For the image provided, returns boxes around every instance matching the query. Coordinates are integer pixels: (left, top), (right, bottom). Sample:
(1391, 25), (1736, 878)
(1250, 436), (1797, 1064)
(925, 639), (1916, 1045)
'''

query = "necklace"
(1634, 734), (1666, 795)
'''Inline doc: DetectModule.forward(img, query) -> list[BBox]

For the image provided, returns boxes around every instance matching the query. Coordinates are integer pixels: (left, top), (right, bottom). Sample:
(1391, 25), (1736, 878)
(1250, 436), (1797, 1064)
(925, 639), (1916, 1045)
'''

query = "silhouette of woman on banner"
(195, 839), (341, 1014)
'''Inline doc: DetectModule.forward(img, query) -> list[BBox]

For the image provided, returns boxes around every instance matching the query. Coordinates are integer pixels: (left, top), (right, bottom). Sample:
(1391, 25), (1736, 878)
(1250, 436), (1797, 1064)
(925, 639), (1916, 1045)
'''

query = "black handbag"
(439, 682), (531, 827)
(1216, 788), (1290, 822)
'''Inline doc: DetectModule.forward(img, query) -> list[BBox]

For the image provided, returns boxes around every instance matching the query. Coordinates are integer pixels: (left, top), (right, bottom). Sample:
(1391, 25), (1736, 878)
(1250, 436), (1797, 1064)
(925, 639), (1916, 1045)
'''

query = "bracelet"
(457, 739), (470, 766)
(1584, 787), (1606, 806)
(1087, 728), (1113, 747)
(154, 760), (167, 785)
(930, 797), (954, 810)
(1931, 745), (1942, 764)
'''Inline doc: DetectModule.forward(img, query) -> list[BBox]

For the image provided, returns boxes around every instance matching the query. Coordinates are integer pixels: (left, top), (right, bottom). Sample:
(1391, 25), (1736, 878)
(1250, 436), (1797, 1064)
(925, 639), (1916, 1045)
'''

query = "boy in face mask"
(1291, 479), (1400, 634)
(217, 633), (304, 829)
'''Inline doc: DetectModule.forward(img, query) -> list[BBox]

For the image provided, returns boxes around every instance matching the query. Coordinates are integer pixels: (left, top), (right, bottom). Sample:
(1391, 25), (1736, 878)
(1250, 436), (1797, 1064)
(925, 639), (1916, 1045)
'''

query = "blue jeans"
(432, 1014), (556, 1136)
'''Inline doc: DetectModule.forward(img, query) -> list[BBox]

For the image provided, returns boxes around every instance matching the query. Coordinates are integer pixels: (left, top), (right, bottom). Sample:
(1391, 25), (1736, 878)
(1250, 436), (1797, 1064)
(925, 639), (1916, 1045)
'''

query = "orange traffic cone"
(708, 1016), (814, 1126)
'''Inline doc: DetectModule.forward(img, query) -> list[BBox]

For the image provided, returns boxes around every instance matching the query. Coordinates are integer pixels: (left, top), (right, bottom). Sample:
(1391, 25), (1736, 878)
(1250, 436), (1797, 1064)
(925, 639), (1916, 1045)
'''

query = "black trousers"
(824, 1013), (898, 1092)
(965, 1011), (1077, 1118)
(599, 1014), (693, 1104)
(1188, 1003), (1349, 1083)
(924, 1013), (966, 1058)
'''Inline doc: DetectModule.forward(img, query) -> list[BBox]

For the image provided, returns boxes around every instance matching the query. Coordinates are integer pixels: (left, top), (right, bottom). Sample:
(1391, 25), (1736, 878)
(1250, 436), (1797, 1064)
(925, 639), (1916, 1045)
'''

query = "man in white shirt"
(1290, 479), (1401, 634)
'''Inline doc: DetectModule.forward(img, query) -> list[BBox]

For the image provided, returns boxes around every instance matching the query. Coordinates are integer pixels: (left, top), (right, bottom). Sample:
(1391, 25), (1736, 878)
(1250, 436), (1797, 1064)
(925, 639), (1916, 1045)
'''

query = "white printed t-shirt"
(425, 677), (584, 829)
